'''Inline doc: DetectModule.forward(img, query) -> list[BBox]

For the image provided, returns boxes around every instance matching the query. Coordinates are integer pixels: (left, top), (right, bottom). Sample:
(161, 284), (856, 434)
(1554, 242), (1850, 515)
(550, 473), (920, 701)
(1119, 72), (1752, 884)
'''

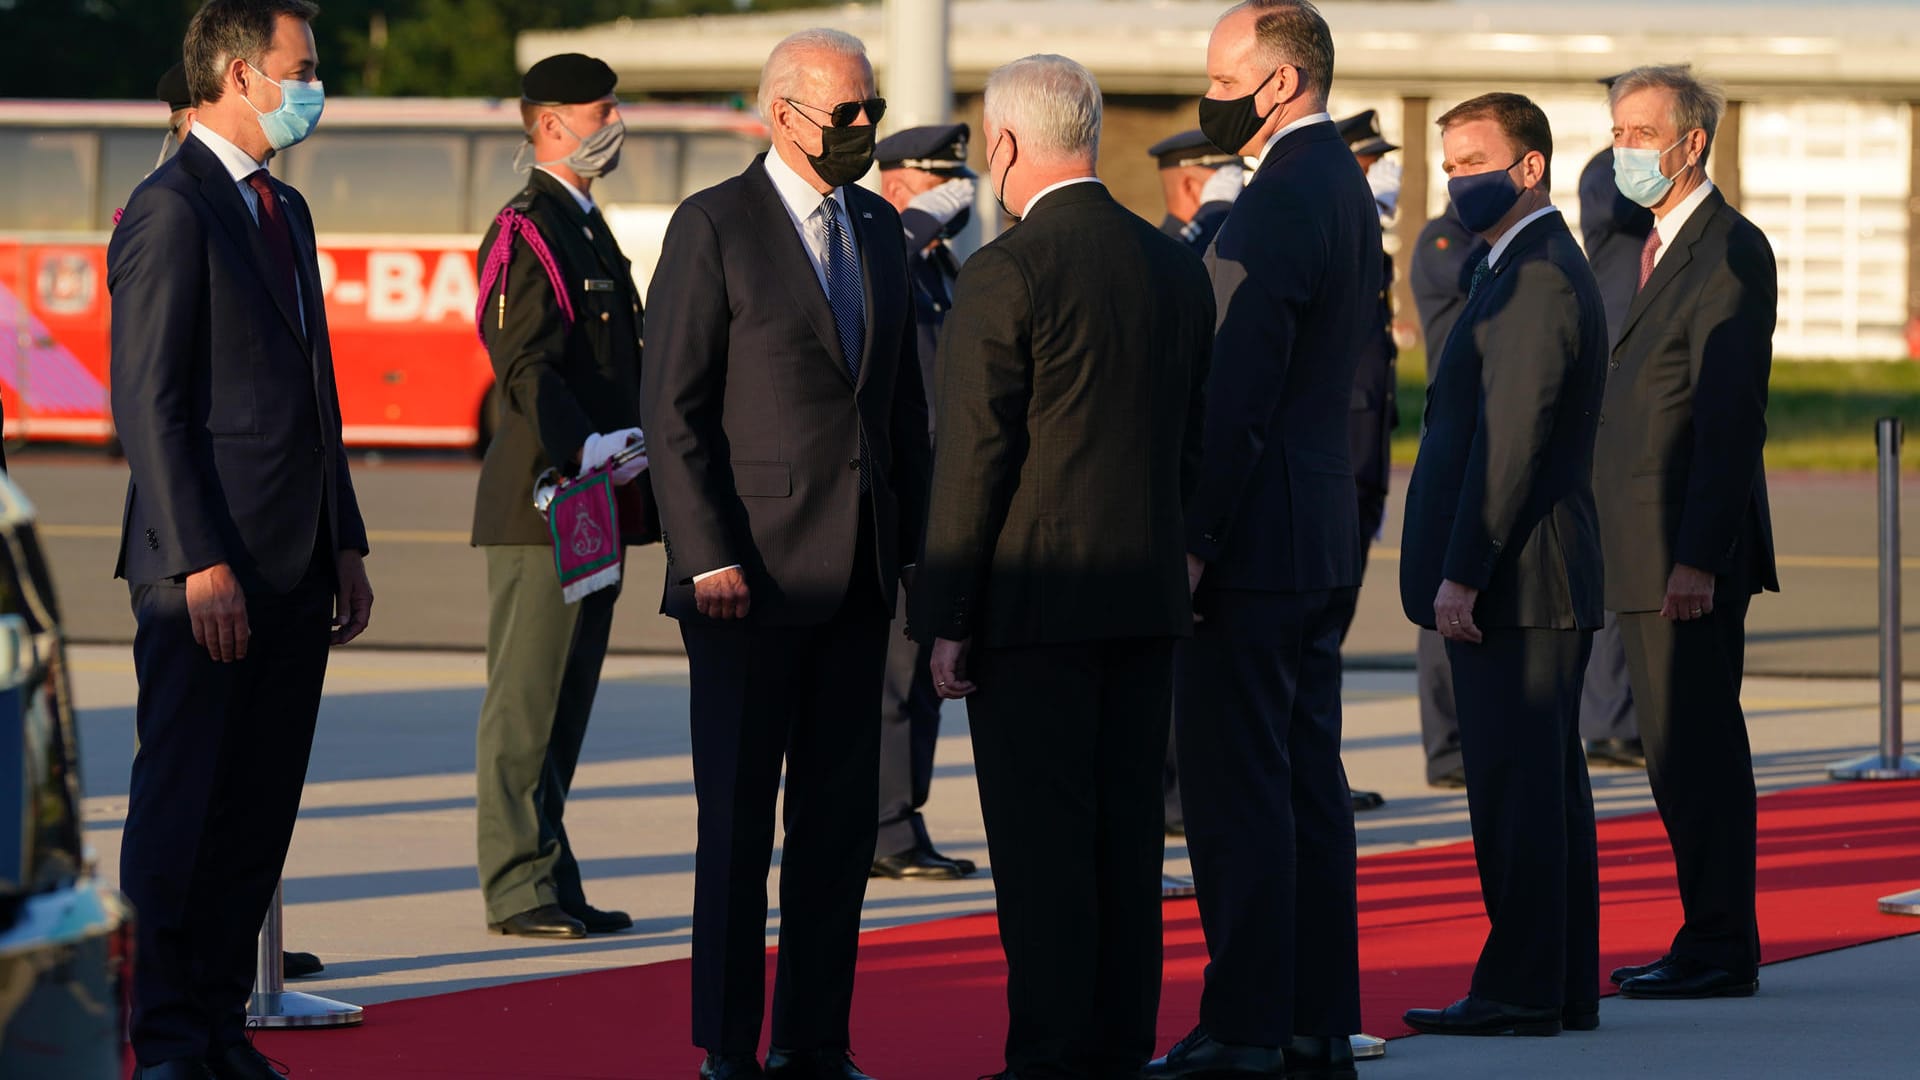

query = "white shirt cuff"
(693, 565), (741, 583)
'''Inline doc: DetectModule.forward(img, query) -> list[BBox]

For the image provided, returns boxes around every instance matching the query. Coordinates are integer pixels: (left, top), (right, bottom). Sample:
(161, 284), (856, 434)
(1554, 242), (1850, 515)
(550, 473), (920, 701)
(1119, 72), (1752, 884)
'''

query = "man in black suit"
(1149, 3), (1378, 1077)
(640, 28), (928, 1080)
(108, 4), (373, 1078)
(1396, 93), (1608, 1038)
(915, 55), (1214, 1080)
(1597, 64), (1779, 1002)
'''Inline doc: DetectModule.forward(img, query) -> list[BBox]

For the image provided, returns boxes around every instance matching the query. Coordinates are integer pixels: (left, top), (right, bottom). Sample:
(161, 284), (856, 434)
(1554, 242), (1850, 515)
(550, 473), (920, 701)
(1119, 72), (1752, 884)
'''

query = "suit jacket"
(898, 206), (959, 435)
(1399, 212), (1607, 630)
(1186, 122), (1382, 591)
(641, 154), (930, 626)
(1411, 208), (1488, 358)
(1350, 247), (1398, 506)
(107, 134), (367, 594)
(1578, 148), (1656, 344)
(913, 182), (1214, 648)
(1593, 187), (1779, 611)
(471, 169), (646, 546)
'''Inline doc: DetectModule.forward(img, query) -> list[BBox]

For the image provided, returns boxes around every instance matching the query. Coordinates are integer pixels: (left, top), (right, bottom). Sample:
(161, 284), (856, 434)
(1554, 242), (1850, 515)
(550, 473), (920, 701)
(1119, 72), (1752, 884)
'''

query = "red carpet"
(258, 781), (1920, 1078)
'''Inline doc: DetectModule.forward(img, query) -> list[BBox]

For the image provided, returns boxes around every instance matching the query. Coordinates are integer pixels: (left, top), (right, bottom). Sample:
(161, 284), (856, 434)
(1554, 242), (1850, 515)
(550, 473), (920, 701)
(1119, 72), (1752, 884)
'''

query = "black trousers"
(875, 592), (944, 858)
(969, 637), (1173, 1080)
(1617, 572), (1760, 979)
(121, 566), (333, 1064)
(1175, 587), (1361, 1046)
(684, 529), (892, 1055)
(1447, 627), (1600, 1008)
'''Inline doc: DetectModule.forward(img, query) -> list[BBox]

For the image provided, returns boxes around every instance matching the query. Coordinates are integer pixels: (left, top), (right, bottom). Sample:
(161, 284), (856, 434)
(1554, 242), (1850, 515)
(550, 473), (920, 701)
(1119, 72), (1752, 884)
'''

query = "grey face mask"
(519, 114), (625, 179)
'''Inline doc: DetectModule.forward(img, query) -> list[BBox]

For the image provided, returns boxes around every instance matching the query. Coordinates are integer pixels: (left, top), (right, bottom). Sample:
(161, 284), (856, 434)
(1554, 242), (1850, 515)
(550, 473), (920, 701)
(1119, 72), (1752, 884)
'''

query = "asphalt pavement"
(14, 452), (1920, 676)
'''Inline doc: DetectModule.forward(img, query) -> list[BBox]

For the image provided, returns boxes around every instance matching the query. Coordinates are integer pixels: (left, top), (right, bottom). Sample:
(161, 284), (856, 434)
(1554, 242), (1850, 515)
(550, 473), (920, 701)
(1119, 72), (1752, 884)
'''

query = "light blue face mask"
(1613, 134), (1691, 208)
(245, 62), (324, 152)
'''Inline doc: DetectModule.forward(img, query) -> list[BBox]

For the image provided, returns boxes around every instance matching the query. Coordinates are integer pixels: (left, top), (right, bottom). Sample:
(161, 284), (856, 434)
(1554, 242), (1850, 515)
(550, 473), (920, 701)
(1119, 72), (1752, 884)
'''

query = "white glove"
(1199, 163), (1246, 206)
(1368, 157), (1403, 220)
(906, 177), (977, 226)
(581, 428), (648, 485)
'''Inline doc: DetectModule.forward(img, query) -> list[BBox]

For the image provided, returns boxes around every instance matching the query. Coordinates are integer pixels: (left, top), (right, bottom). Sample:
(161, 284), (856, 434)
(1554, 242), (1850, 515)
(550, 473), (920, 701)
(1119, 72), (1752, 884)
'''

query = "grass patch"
(1390, 353), (1920, 473)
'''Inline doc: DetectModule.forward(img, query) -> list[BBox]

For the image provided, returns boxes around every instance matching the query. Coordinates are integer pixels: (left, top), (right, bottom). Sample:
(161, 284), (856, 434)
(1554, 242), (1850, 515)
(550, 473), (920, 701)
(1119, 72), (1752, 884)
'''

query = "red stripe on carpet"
(256, 780), (1920, 1079)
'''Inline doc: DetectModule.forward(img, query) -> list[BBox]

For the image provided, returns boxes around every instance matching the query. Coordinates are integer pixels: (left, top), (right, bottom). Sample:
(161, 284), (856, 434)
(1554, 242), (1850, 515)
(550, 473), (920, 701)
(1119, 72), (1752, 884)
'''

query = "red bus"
(0, 98), (768, 451)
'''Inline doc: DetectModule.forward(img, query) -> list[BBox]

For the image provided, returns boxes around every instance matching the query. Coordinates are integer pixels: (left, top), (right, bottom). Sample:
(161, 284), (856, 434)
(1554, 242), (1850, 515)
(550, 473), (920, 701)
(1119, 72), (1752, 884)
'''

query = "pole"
(884, 0), (951, 131)
(247, 881), (364, 1029)
(1828, 417), (1920, 780)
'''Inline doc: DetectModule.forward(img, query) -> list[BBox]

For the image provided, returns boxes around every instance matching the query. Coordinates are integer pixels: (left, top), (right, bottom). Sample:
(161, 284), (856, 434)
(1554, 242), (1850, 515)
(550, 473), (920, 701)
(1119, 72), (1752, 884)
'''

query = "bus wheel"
(474, 384), (500, 459)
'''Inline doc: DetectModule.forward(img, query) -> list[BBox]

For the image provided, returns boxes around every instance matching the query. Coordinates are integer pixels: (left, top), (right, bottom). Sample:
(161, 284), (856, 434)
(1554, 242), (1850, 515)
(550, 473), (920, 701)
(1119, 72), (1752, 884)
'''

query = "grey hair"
(982, 54), (1103, 161)
(1609, 64), (1726, 166)
(183, 0), (320, 107)
(757, 28), (870, 120)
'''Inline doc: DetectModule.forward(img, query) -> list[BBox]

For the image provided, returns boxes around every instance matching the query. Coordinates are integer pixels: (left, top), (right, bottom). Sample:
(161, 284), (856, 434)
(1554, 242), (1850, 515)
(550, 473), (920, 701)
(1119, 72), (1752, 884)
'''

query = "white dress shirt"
(1246, 111), (1334, 173)
(1486, 205), (1563, 271)
(536, 166), (597, 215)
(1020, 176), (1103, 219)
(1652, 178), (1716, 268)
(189, 125), (306, 335)
(762, 148), (864, 322)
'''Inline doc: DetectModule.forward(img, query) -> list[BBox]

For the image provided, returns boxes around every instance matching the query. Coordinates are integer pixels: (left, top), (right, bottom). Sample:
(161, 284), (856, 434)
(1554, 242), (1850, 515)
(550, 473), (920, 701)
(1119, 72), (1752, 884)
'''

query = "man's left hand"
(930, 637), (975, 699)
(332, 551), (374, 646)
(1434, 579), (1482, 644)
(1661, 563), (1716, 621)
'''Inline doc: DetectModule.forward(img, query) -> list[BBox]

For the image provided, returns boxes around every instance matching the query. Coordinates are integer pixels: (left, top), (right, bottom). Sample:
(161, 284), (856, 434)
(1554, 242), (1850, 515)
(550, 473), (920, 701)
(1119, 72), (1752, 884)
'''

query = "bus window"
(685, 131), (764, 195)
(469, 133), (529, 233)
(0, 131), (95, 232)
(279, 132), (466, 235)
(99, 129), (165, 228)
(585, 131), (680, 207)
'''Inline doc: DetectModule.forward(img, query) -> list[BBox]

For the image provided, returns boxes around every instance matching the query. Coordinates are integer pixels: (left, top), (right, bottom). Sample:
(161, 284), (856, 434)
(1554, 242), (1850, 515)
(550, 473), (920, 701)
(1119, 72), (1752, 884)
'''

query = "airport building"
(523, 1), (1920, 359)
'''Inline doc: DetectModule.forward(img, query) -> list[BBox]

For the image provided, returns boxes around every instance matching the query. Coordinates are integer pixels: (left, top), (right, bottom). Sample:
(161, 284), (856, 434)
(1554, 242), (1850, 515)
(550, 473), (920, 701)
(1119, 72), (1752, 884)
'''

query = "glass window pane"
(0, 131), (96, 232)
(277, 132), (466, 234)
(684, 132), (765, 195)
(100, 129), (169, 228)
(589, 132), (680, 208)
(470, 133), (531, 233)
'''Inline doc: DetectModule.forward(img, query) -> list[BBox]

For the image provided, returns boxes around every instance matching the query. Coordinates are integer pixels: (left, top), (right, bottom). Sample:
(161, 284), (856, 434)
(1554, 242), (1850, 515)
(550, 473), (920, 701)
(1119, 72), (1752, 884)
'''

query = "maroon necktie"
(245, 170), (300, 314)
(1637, 229), (1663, 292)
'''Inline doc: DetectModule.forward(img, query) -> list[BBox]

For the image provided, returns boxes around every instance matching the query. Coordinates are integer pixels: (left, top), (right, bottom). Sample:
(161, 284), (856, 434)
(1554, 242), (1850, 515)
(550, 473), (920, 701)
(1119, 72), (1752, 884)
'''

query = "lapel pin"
(861, 212), (873, 220)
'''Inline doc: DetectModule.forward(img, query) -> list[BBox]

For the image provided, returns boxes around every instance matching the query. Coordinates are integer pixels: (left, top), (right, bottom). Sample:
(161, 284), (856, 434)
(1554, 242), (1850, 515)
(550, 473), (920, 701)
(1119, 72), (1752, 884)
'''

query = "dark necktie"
(1638, 229), (1664, 291)
(1467, 257), (1493, 300)
(245, 170), (300, 318)
(816, 198), (869, 490)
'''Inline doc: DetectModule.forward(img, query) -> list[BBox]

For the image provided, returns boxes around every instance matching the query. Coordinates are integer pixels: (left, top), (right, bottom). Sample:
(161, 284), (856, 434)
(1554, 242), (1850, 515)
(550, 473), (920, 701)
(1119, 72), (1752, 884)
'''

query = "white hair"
(757, 28), (870, 120)
(982, 54), (1103, 161)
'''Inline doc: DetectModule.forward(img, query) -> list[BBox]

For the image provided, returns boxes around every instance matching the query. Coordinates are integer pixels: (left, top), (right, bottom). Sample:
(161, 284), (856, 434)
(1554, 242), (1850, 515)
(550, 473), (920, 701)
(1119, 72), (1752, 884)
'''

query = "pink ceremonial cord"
(475, 208), (575, 343)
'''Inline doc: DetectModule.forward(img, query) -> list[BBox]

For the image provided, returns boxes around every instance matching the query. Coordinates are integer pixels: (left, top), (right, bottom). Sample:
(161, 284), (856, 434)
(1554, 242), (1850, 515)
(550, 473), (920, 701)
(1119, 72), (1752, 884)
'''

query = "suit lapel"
(743, 159), (852, 383)
(850, 192), (881, 392)
(184, 143), (307, 348)
(277, 181), (324, 360)
(1615, 188), (1720, 348)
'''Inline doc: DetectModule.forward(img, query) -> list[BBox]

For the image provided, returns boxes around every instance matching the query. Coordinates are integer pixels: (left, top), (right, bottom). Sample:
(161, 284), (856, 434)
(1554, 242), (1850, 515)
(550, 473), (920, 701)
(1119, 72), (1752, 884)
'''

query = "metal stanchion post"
(1828, 417), (1920, 780)
(1350, 1033), (1386, 1060)
(246, 881), (363, 1028)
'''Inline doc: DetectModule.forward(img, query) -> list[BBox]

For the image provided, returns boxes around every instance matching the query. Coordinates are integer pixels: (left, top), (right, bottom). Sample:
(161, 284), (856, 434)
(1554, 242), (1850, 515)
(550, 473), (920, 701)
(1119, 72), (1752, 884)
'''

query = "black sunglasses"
(785, 96), (887, 128)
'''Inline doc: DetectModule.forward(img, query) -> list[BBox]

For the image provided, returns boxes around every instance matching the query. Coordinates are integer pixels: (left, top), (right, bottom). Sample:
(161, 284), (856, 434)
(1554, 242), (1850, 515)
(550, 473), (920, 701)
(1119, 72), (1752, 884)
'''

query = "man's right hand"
(186, 562), (249, 663)
(694, 566), (751, 620)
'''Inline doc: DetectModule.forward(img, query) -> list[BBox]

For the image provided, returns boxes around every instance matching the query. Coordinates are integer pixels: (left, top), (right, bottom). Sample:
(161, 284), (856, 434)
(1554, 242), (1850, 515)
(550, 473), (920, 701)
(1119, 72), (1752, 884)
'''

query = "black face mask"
(1197, 68), (1279, 158)
(793, 108), (877, 189)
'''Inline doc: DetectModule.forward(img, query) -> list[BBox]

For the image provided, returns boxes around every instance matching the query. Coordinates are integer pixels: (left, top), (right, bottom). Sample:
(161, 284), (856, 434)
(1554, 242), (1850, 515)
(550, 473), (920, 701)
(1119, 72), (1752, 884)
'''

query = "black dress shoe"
(1562, 1000), (1599, 1031)
(1144, 1026), (1285, 1077)
(870, 846), (976, 880)
(1609, 953), (1672, 985)
(206, 1043), (286, 1080)
(563, 903), (634, 933)
(283, 949), (324, 979)
(1618, 958), (1758, 999)
(1586, 737), (1647, 769)
(1285, 1034), (1357, 1080)
(1402, 995), (1561, 1037)
(765, 1047), (875, 1079)
(488, 903), (585, 938)
(134, 1062), (216, 1080)
(1428, 766), (1467, 789)
(1350, 789), (1386, 812)
(701, 1053), (765, 1079)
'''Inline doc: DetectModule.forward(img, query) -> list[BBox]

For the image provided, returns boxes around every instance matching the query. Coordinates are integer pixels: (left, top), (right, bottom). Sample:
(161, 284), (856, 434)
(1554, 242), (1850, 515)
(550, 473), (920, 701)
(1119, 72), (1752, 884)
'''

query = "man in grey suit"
(1595, 64), (1779, 1003)
(1396, 93), (1608, 1039)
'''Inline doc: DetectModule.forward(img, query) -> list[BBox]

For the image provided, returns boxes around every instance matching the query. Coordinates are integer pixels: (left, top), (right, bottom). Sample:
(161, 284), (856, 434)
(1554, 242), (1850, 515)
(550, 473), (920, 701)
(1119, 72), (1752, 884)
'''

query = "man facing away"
(1149, 3), (1379, 1078)
(915, 54), (1214, 1080)
(641, 27), (929, 1080)
(109, 2), (373, 1077)
(1397, 92), (1608, 1039)
(1596, 63), (1779, 1003)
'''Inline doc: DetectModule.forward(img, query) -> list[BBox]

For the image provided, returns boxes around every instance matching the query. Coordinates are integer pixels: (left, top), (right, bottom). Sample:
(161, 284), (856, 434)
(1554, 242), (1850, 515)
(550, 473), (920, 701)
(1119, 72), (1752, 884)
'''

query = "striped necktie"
(1467, 257), (1493, 300)
(1638, 229), (1663, 291)
(816, 198), (869, 490)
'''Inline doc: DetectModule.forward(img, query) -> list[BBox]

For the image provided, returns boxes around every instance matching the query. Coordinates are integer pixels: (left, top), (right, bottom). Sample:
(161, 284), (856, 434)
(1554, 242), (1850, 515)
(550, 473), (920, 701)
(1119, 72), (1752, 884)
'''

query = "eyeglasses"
(785, 96), (887, 128)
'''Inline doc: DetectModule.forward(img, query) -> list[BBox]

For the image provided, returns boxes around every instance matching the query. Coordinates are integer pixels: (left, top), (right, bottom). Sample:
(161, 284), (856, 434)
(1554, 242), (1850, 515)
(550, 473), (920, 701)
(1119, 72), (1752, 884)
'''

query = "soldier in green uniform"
(471, 53), (647, 939)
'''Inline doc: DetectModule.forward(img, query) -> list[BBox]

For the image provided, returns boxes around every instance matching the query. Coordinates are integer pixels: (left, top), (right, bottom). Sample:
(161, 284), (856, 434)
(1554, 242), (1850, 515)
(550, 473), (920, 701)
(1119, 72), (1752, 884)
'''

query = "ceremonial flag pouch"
(548, 467), (623, 603)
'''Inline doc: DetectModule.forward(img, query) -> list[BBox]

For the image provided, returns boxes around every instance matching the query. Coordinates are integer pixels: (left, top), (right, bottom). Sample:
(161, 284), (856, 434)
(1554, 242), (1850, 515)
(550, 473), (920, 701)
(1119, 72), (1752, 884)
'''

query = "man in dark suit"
(640, 28), (928, 1080)
(470, 53), (647, 941)
(1396, 93), (1608, 1038)
(915, 55), (1214, 1080)
(868, 123), (977, 882)
(1149, 4), (1378, 1077)
(1596, 64), (1779, 1002)
(107, 4), (372, 1078)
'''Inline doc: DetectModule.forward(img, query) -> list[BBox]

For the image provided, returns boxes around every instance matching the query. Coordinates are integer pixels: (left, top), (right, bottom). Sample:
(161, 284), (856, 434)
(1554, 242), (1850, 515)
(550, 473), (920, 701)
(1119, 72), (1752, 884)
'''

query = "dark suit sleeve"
(916, 244), (1030, 640)
(639, 200), (738, 581)
(1184, 204), (1315, 561)
(890, 281), (932, 567)
(1181, 266), (1216, 505)
(482, 211), (595, 471)
(106, 186), (227, 577)
(1442, 260), (1581, 590)
(1674, 231), (1777, 573)
(899, 207), (945, 258)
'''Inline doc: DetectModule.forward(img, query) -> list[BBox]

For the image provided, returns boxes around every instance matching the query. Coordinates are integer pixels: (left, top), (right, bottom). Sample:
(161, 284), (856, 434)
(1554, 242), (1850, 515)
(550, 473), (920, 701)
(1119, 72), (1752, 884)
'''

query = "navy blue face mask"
(1447, 159), (1523, 234)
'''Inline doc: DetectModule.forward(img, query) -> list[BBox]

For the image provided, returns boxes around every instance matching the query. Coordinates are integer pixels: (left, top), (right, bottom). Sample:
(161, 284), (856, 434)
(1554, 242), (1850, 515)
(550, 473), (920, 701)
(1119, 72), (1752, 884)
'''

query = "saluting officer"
(866, 122), (979, 880)
(1148, 128), (1243, 257)
(471, 53), (648, 940)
